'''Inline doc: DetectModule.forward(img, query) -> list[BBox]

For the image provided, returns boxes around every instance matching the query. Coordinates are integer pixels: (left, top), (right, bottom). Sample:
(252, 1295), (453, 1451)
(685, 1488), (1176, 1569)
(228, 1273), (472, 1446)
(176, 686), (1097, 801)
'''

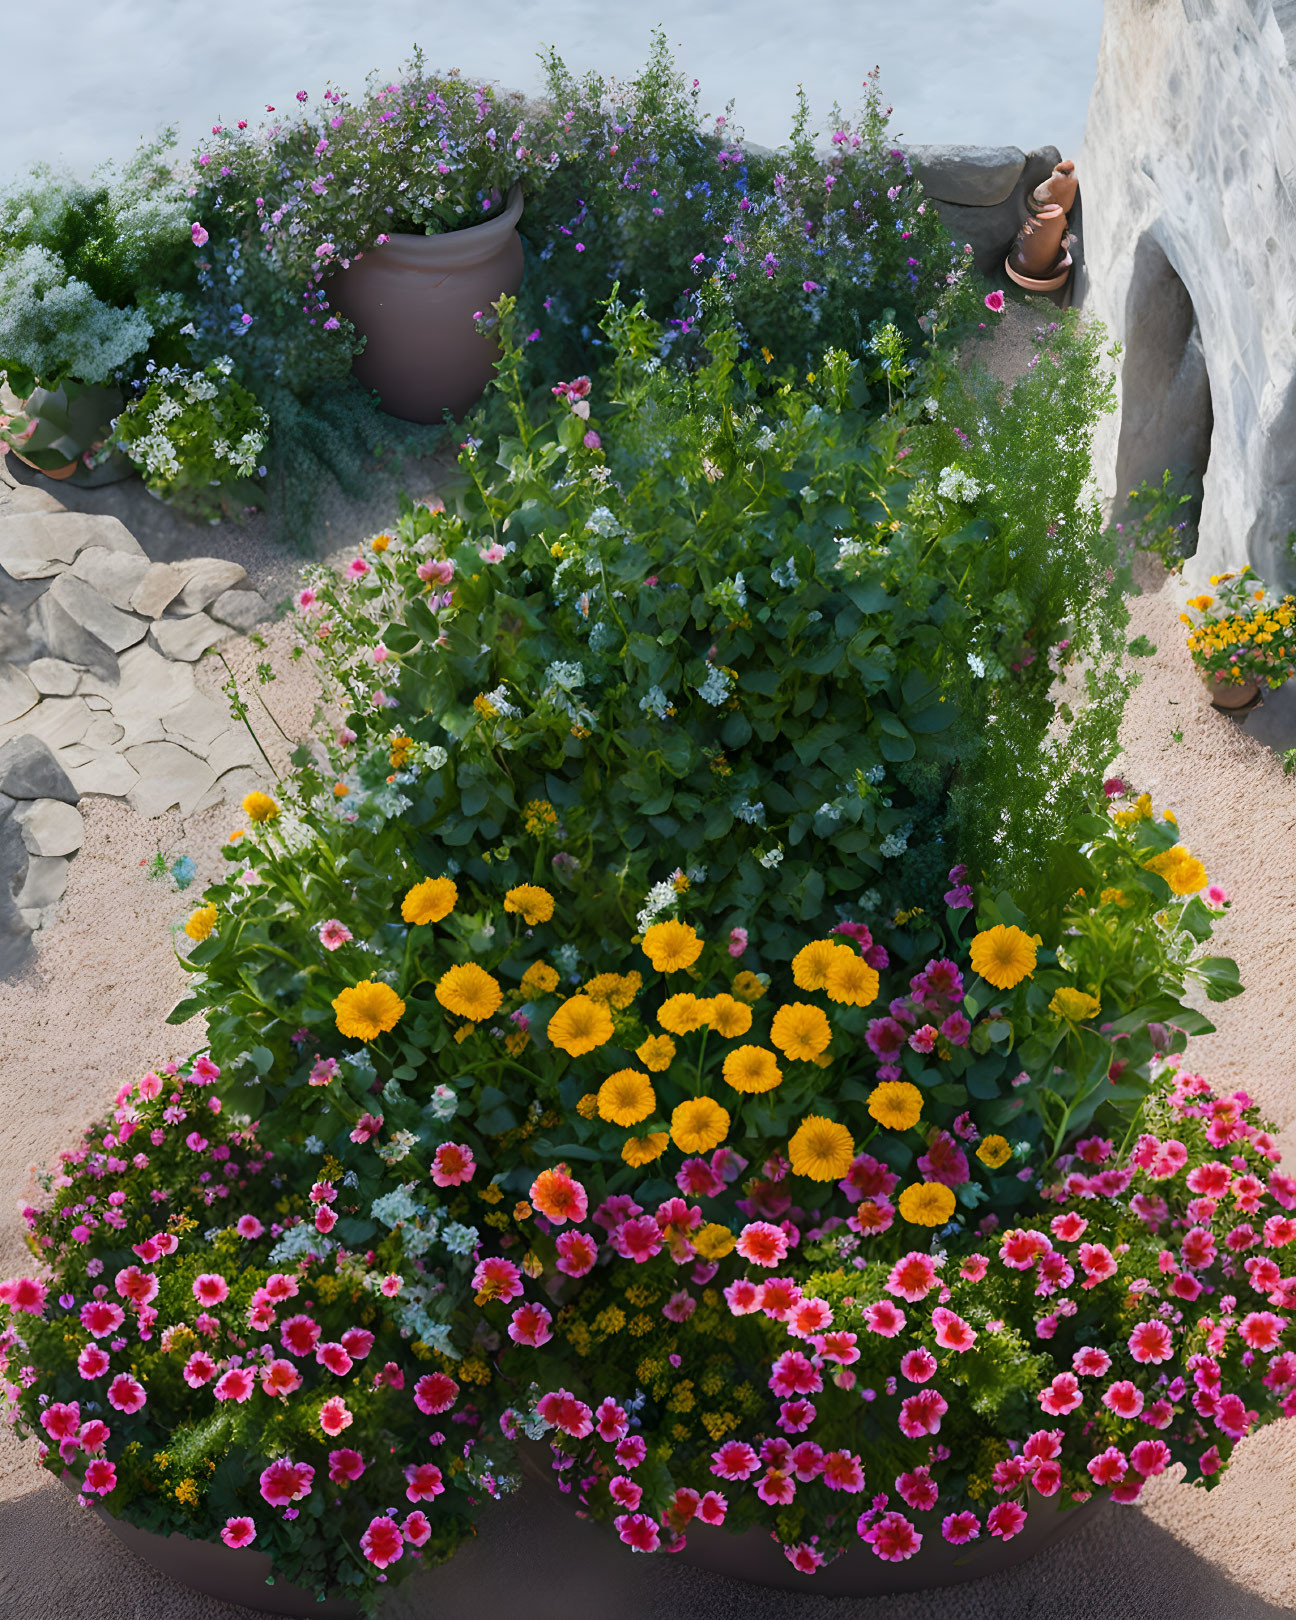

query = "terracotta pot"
(328, 186), (525, 425)
(516, 1441), (1104, 1596)
(90, 1506), (362, 1617)
(1204, 674), (1261, 711)
(8, 381), (134, 486)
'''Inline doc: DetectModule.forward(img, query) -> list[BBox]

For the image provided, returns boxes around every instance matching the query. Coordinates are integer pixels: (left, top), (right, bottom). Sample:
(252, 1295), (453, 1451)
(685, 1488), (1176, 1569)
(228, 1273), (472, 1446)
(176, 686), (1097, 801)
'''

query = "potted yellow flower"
(1180, 566), (1296, 712)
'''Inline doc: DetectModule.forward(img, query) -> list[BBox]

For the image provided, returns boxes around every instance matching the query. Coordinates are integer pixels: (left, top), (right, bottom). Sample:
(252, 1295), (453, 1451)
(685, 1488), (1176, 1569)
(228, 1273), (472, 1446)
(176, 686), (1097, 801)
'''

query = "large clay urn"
(327, 185), (525, 425)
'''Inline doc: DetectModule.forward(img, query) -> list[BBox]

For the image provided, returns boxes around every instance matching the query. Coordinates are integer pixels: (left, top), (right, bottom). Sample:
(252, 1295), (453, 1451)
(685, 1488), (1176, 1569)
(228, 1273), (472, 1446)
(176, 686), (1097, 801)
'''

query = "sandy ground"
(1, 337), (1295, 1618)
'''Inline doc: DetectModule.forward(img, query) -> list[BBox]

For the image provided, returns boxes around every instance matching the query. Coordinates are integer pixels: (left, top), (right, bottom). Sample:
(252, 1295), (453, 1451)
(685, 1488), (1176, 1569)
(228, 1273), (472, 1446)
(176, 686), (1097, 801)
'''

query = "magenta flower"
(984, 290), (1006, 313)
(191, 222), (209, 246)
(221, 1516), (256, 1548)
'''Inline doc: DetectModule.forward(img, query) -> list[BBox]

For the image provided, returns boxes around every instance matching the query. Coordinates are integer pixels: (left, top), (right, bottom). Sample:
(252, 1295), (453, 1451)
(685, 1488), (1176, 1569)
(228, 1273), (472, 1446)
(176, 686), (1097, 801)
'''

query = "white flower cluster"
(636, 879), (679, 934)
(483, 685), (518, 717)
(936, 465), (982, 503)
(638, 684), (671, 720)
(696, 666), (733, 706)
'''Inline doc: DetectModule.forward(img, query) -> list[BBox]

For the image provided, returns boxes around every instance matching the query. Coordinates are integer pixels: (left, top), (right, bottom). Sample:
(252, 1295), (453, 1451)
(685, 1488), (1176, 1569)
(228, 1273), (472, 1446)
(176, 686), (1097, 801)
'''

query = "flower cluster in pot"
(1180, 565), (1296, 693)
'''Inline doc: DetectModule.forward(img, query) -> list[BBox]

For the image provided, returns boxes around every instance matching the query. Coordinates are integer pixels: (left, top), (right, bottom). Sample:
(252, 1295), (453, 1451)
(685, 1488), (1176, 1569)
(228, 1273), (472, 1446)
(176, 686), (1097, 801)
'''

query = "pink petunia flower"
(360, 1515), (403, 1568)
(328, 1448), (366, 1483)
(404, 1462), (445, 1502)
(860, 1510), (922, 1561)
(221, 1516), (256, 1548)
(413, 1372), (459, 1415)
(259, 1458), (315, 1507)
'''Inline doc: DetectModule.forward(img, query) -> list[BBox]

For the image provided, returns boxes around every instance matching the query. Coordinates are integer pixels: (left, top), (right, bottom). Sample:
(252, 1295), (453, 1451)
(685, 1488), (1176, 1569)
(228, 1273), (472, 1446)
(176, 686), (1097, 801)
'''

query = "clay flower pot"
(7, 381), (135, 486)
(328, 185), (525, 425)
(90, 1506), (361, 1618)
(1203, 673), (1261, 711)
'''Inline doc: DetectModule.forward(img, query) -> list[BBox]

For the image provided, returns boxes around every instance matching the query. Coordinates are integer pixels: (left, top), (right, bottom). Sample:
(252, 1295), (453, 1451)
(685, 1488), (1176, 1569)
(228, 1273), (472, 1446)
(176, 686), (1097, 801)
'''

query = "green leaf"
(1193, 955), (1245, 1002)
(166, 996), (203, 1025)
(249, 1045), (275, 1074)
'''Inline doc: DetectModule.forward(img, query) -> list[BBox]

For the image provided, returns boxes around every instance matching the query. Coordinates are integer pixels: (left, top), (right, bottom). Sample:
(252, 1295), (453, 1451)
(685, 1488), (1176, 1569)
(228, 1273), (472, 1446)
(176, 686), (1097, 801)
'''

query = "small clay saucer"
(1005, 249), (1073, 292)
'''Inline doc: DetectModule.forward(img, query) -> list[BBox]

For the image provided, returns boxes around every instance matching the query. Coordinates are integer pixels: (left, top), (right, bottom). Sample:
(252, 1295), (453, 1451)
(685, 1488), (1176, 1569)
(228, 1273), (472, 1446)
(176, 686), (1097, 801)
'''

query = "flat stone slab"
(161, 693), (234, 752)
(16, 797), (84, 857)
(129, 562), (186, 619)
(173, 559), (248, 614)
(27, 657), (79, 696)
(14, 853), (69, 911)
(0, 661), (39, 725)
(123, 740), (217, 818)
(906, 144), (1027, 206)
(33, 592), (122, 682)
(70, 547), (152, 611)
(66, 752), (140, 797)
(148, 613), (229, 662)
(0, 483), (63, 519)
(210, 587), (270, 632)
(48, 573), (149, 654)
(0, 511), (143, 579)
(0, 735), (78, 803)
(0, 695), (92, 754)
(100, 643), (196, 748)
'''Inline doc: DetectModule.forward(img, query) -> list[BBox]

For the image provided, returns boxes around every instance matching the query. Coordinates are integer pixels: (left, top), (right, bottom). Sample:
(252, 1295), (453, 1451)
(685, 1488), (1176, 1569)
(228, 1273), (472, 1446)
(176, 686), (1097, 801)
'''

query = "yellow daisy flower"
(898, 1181), (957, 1226)
(706, 993), (753, 1039)
(867, 1080), (923, 1131)
(791, 938), (838, 991)
(333, 980), (405, 1041)
(969, 924), (1037, 989)
(721, 1045), (783, 1094)
(636, 1034), (677, 1072)
(435, 964), (503, 1022)
(1049, 987), (1102, 1022)
(622, 1132), (669, 1167)
(402, 876), (458, 925)
(504, 884), (555, 925)
(787, 1115), (854, 1181)
(670, 1096), (730, 1154)
(242, 791), (279, 824)
(658, 993), (710, 1035)
(976, 1135), (1012, 1169)
(769, 1002), (832, 1061)
(520, 961), (560, 996)
(184, 904), (218, 942)
(822, 946), (880, 1007)
(642, 920), (704, 973)
(548, 995), (614, 1056)
(598, 1070), (657, 1127)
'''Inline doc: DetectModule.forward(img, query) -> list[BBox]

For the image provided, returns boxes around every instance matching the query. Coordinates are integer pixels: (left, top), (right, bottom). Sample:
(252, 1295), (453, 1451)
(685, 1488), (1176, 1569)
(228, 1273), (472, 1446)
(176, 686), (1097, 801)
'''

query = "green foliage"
(1115, 468), (1196, 573)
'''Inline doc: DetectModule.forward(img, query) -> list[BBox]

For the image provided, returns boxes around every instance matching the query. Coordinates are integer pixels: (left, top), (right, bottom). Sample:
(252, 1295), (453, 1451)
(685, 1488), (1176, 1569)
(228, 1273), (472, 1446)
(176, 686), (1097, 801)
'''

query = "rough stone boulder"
(1082, 0), (1296, 587)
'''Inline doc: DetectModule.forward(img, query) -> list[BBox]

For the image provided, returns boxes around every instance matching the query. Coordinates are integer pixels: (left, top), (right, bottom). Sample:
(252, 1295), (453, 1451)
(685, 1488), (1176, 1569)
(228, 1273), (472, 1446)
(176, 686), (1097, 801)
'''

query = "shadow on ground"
(0, 1470), (1287, 1620)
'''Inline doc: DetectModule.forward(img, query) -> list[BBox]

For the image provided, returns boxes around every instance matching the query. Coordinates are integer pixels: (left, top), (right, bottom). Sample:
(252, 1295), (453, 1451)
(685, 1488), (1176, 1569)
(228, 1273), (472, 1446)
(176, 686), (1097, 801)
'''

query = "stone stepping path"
(0, 457), (276, 969)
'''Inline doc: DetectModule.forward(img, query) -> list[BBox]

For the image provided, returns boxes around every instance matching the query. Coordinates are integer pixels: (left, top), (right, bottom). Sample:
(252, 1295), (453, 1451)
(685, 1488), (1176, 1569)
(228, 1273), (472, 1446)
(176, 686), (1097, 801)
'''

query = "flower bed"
(1180, 565), (1296, 696)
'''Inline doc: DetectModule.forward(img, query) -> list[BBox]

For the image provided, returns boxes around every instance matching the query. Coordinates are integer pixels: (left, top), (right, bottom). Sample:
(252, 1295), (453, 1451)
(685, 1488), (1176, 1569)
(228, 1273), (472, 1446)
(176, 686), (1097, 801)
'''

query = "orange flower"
(529, 1168), (588, 1226)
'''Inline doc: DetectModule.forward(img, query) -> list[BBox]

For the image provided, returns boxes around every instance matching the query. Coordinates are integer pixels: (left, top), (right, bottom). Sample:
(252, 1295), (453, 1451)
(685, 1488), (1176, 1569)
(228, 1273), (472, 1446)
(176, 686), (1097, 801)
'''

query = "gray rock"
(0, 814), (34, 978)
(0, 735), (78, 803)
(103, 643), (196, 747)
(123, 740), (217, 818)
(171, 559), (249, 614)
(203, 726), (262, 779)
(15, 797), (83, 857)
(27, 658), (80, 696)
(923, 146), (1063, 278)
(0, 564), (49, 616)
(13, 853), (69, 910)
(0, 511), (142, 579)
(129, 562), (186, 619)
(67, 752), (140, 797)
(69, 547), (152, 611)
(32, 591), (120, 681)
(0, 661), (39, 725)
(906, 144), (1027, 207)
(210, 587), (270, 633)
(48, 573), (149, 654)
(148, 613), (229, 662)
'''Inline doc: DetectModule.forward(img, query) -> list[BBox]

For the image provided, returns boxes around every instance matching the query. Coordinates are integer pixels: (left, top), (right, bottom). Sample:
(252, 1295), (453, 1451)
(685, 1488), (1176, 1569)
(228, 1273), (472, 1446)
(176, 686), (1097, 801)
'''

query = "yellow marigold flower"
(402, 876), (458, 925)
(976, 1134), (1012, 1169)
(694, 1223), (737, 1260)
(599, 1070), (657, 1127)
(504, 884), (555, 925)
(576, 1092), (599, 1120)
(671, 1096), (730, 1154)
(1187, 595), (1213, 611)
(333, 781), (350, 798)
(969, 924), (1037, 990)
(822, 946), (880, 1007)
(730, 970), (767, 1004)
(868, 1080), (923, 1131)
(479, 1182), (505, 1204)
(622, 1132), (669, 1167)
(584, 972), (641, 1009)
(504, 1031), (530, 1056)
(184, 904), (218, 942)
(473, 694), (498, 720)
(788, 1115), (855, 1181)
(333, 979), (406, 1041)
(371, 533), (392, 552)
(520, 961), (560, 996)
(548, 995), (614, 1056)
(722, 1045), (783, 1094)
(707, 993), (753, 1039)
(770, 1002), (832, 1061)
(1099, 887), (1129, 908)
(1143, 845), (1208, 896)
(242, 791), (279, 824)
(659, 993), (709, 1035)
(791, 938), (837, 991)
(389, 735), (413, 768)
(1049, 987), (1102, 1022)
(898, 1180), (957, 1226)
(642, 920), (704, 973)
(435, 964), (503, 1022)
(636, 1034), (677, 1071)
